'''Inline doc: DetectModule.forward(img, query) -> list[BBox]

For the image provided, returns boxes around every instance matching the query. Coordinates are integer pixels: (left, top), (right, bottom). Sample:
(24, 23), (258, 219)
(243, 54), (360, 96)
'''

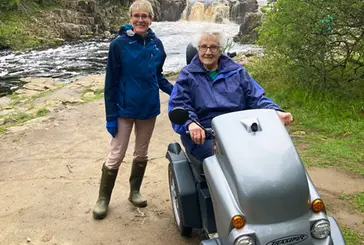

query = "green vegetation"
(258, 0), (364, 91)
(353, 192), (364, 212)
(80, 87), (104, 102)
(247, 1), (363, 237)
(0, 0), (20, 11)
(0, 0), (129, 50)
(342, 227), (364, 245)
(0, 107), (49, 133)
(248, 0), (364, 176)
(246, 58), (364, 176)
(338, 192), (364, 212)
(0, 1), (62, 49)
(0, 87), (58, 134)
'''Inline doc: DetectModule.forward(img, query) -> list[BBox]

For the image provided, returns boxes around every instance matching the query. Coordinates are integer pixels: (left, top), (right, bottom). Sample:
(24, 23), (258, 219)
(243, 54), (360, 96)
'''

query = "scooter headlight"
(311, 219), (331, 239)
(234, 236), (255, 245)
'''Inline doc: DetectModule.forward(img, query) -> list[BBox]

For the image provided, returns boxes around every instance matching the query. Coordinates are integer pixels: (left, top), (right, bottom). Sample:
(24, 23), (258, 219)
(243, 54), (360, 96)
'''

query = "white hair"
(191, 30), (226, 49)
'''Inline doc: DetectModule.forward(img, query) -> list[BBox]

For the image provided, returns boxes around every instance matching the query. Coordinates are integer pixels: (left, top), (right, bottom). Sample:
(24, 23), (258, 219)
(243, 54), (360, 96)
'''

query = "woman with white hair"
(169, 31), (293, 161)
(93, 0), (173, 220)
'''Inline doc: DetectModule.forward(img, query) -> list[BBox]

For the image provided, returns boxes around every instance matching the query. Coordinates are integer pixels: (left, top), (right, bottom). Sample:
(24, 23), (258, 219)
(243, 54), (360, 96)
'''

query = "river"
(0, 20), (262, 96)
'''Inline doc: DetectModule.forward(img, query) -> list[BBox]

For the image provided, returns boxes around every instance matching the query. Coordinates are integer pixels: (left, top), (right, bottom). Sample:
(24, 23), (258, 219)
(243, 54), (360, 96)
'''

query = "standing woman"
(93, 0), (173, 220)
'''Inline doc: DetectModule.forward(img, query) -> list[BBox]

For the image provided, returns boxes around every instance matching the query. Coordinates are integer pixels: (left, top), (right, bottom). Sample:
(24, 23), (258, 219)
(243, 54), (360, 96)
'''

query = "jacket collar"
(186, 54), (241, 74)
(118, 24), (155, 40)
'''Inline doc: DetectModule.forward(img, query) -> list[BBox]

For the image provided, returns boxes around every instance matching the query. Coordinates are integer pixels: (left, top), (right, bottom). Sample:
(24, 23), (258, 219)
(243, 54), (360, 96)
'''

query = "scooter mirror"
(169, 107), (190, 125)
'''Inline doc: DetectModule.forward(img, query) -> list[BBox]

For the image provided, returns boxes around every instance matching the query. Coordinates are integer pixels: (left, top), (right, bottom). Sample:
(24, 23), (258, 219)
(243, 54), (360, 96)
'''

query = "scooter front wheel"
(168, 163), (193, 237)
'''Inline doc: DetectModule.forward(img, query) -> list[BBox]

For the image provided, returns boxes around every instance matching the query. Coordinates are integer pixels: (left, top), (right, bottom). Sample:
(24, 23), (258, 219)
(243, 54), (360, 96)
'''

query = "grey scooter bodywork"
(167, 109), (346, 245)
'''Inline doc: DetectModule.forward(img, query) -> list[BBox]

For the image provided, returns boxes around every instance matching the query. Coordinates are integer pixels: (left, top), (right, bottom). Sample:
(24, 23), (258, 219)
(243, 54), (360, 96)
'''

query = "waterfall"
(182, 0), (230, 23)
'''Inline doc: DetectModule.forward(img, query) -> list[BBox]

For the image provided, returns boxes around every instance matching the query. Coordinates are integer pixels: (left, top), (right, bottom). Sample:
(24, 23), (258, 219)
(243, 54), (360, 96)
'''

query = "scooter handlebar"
(185, 128), (214, 139)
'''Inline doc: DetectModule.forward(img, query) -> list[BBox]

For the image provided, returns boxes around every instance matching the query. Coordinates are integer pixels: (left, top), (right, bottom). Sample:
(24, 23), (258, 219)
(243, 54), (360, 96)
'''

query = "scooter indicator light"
(312, 199), (324, 213)
(232, 215), (245, 229)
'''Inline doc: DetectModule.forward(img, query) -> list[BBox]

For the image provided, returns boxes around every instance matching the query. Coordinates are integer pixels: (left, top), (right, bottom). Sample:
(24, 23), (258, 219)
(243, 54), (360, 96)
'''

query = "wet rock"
(160, 0), (186, 21)
(149, 0), (162, 21)
(234, 11), (264, 44)
(230, 0), (259, 24)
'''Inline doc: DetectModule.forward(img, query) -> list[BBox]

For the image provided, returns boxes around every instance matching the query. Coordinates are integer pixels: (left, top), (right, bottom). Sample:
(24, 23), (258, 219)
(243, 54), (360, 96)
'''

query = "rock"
(82, 92), (95, 98)
(229, 0), (259, 24)
(149, 0), (162, 21)
(160, 0), (186, 21)
(234, 11), (264, 44)
(0, 97), (11, 108)
(103, 31), (112, 38)
(16, 78), (59, 96)
(292, 131), (306, 135)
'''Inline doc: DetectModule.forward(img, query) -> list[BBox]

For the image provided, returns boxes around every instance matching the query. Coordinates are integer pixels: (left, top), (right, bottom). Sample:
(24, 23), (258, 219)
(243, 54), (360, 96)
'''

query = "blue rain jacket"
(168, 54), (281, 158)
(104, 24), (173, 122)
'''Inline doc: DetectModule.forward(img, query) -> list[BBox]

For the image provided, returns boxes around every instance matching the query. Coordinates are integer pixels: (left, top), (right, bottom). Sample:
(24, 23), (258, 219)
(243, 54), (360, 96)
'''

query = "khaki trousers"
(105, 117), (156, 170)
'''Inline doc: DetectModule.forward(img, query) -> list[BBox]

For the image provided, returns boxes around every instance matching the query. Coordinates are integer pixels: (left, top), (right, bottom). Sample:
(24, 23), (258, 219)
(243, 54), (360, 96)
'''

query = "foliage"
(0, 0), (129, 50)
(223, 38), (234, 53)
(245, 57), (364, 175)
(0, 0), (20, 11)
(342, 226), (364, 245)
(257, 0), (364, 91)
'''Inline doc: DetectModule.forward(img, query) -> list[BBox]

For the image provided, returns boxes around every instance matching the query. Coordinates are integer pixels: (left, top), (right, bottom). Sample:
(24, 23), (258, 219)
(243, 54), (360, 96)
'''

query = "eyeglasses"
(198, 44), (220, 53)
(132, 13), (150, 20)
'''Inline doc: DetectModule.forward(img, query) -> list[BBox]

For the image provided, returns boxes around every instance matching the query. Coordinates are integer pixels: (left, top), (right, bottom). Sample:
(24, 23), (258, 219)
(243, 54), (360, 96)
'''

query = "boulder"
(234, 11), (264, 44)
(149, 0), (162, 21)
(160, 0), (186, 21)
(229, 0), (258, 24)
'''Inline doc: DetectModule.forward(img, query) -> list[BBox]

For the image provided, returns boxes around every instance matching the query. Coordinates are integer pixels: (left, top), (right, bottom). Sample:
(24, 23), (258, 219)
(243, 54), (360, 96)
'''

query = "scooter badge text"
(266, 234), (308, 245)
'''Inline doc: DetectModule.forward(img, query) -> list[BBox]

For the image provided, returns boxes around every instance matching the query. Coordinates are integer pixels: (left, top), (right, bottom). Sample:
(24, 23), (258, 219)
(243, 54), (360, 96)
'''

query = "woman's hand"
(188, 122), (206, 145)
(277, 111), (294, 126)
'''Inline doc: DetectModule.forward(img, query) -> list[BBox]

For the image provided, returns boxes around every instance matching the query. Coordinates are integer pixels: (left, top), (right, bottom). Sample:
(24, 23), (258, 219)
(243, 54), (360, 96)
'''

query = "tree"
(258, 0), (364, 90)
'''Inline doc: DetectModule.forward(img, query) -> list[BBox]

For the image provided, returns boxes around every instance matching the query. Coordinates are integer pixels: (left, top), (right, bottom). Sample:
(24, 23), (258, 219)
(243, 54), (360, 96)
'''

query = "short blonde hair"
(129, 0), (154, 19)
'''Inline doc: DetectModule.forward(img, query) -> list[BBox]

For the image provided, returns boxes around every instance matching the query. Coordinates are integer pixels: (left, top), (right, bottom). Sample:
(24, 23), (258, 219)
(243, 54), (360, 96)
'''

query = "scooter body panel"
(167, 142), (202, 228)
(166, 108), (346, 245)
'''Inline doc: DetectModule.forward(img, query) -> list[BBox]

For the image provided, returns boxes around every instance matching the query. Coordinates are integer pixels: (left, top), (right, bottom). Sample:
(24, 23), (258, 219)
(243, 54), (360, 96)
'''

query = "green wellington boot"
(128, 159), (148, 207)
(93, 164), (118, 219)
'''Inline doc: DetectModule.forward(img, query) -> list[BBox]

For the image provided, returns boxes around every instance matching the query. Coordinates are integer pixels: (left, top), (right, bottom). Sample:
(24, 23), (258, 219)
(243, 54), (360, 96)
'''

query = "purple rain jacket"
(168, 54), (282, 155)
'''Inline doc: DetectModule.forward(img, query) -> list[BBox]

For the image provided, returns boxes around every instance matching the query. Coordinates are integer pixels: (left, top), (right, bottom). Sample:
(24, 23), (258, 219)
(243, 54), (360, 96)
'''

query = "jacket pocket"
(117, 80), (126, 109)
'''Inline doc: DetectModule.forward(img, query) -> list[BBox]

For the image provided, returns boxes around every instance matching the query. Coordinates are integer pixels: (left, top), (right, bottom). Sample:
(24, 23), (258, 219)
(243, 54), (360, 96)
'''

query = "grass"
(245, 58), (364, 176)
(245, 57), (364, 243)
(0, 1), (66, 50)
(353, 192), (364, 213)
(0, 88), (54, 134)
(337, 192), (364, 213)
(342, 227), (364, 245)
(0, 1), (130, 50)
(80, 87), (104, 102)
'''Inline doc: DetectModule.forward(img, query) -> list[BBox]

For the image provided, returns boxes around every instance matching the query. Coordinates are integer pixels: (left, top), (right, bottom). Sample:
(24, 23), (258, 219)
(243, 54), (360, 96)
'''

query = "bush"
(258, 0), (364, 91)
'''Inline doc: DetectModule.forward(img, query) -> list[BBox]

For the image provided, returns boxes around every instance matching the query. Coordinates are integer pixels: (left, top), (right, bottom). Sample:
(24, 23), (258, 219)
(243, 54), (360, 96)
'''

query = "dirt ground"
(0, 76), (363, 245)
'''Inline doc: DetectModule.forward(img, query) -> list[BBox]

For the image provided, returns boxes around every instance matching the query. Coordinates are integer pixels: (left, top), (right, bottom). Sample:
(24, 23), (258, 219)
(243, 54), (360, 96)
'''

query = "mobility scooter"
(166, 107), (346, 245)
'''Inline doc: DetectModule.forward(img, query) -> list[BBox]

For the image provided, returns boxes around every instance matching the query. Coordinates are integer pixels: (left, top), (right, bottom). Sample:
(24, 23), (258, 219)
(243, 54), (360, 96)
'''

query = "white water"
(151, 20), (260, 72)
(0, 20), (263, 94)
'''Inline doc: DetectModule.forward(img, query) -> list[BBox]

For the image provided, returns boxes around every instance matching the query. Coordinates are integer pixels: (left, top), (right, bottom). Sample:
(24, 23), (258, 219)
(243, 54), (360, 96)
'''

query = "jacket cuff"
(106, 116), (117, 122)
(183, 119), (193, 133)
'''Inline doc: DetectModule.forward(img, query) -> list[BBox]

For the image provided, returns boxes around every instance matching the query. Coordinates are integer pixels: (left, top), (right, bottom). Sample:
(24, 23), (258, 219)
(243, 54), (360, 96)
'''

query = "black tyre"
(168, 163), (193, 237)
